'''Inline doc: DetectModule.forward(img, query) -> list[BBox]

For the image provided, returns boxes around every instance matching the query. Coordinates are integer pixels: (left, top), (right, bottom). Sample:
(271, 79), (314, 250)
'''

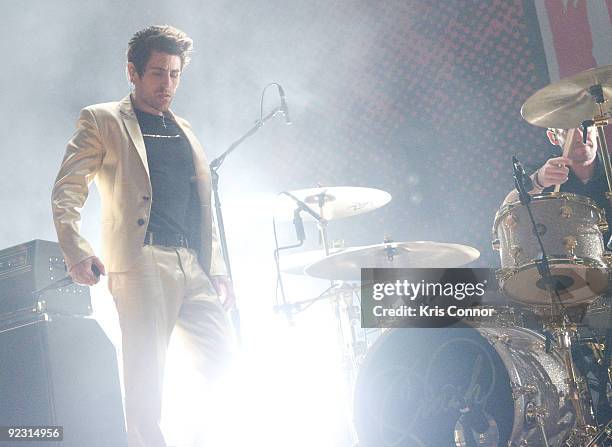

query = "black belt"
(144, 231), (190, 249)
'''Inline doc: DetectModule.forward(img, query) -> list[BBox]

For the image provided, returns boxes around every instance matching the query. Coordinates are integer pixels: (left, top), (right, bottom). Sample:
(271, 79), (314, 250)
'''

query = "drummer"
(503, 126), (612, 242)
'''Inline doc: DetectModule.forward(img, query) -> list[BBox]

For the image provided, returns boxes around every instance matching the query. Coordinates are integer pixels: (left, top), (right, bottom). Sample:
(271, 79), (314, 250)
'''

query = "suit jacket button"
(137, 218), (145, 226)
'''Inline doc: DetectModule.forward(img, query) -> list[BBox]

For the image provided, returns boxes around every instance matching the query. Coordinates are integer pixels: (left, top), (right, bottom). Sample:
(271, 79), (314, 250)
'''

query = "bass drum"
(353, 326), (575, 447)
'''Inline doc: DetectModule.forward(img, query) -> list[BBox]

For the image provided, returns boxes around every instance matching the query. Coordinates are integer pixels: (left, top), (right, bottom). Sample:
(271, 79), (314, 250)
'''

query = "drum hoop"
(497, 256), (608, 279)
(492, 192), (604, 234)
(497, 257), (609, 306)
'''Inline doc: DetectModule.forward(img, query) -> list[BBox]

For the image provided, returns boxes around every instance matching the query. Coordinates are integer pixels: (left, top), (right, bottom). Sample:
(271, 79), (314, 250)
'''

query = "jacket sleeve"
(51, 108), (104, 269)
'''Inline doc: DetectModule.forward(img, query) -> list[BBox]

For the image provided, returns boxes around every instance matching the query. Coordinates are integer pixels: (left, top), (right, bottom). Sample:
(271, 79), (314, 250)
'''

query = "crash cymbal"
(304, 241), (480, 281)
(275, 186), (391, 221)
(521, 64), (612, 129)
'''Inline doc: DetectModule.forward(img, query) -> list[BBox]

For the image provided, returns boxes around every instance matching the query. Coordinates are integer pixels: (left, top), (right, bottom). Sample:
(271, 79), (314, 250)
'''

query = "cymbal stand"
(576, 82), (612, 446)
(584, 84), (612, 209)
(277, 192), (360, 377)
(547, 323), (597, 444)
(586, 418), (612, 446)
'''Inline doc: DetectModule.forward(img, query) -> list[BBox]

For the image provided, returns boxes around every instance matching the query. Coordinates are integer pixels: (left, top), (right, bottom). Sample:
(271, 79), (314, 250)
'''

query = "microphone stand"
(210, 106), (285, 342)
(279, 191), (330, 256)
(512, 157), (565, 315)
(513, 157), (596, 438)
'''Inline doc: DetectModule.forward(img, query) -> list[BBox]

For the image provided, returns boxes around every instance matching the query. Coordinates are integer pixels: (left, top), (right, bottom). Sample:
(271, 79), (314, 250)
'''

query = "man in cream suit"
(52, 25), (234, 447)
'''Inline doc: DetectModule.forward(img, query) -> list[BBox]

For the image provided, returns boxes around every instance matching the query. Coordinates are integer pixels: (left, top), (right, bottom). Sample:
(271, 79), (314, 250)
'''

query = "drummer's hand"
(537, 157), (573, 188)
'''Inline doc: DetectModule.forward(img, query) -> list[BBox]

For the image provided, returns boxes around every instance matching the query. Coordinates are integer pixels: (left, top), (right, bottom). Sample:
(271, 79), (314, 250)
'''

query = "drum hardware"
(561, 206), (574, 219)
(491, 238), (500, 251)
(575, 340), (607, 367)
(525, 402), (551, 447)
(279, 246), (346, 276)
(564, 236), (579, 259)
(274, 186), (392, 222)
(513, 159), (579, 317)
(382, 237), (397, 261)
(549, 322), (599, 444)
(354, 326), (578, 446)
(273, 190), (332, 329)
(510, 245), (522, 266)
(304, 240), (480, 281)
(493, 193), (610, 307)
(511, 384), (537, 400)
(499, 156), (603, 444)
(585, 419), (612, 447)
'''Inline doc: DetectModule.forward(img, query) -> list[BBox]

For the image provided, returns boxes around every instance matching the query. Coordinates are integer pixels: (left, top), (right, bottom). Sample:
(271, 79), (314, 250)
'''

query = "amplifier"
(0, 239), (91, 317)
(0, 313), (128, 447)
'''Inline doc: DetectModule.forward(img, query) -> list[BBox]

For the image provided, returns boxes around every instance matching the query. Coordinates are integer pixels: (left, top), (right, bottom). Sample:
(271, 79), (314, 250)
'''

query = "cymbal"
(304, 241), (480, 281)
(275, 186), (391, 221)
(521, 64), (612, 129)
(280, 248), (346, 275)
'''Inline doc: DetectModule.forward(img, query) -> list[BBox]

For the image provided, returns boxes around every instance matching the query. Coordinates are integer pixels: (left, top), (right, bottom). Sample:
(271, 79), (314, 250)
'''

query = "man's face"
(129, 51), (182, 114)
(549, 127), (598, 166)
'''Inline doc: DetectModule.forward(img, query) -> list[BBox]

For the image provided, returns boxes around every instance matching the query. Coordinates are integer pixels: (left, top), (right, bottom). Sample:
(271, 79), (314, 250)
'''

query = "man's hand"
(69, 256), (106, 286)
(210, 275), (236, 311)
(537, 156), (573, 188)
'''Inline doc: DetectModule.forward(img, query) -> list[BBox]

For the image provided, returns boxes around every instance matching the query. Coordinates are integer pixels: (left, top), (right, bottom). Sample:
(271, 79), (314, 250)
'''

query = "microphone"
(293, 208), (306, 242)
(512, 156), (533, 190)
(512, 156), (532, 205)
(277, 85), (292, 125)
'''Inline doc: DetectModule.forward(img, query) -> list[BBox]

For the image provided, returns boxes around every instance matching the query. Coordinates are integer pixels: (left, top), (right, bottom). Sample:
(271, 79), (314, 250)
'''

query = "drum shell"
(353, 326), (575, 447)
(492, 193), (609, 306)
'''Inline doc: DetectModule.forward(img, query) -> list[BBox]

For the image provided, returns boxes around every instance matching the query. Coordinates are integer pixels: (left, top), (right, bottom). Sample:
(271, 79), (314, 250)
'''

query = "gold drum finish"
(492, 193), (609, 307)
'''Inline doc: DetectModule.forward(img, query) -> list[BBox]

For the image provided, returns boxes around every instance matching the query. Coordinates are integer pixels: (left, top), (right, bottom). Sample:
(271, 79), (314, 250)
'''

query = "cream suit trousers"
(108, 245), (233, 447)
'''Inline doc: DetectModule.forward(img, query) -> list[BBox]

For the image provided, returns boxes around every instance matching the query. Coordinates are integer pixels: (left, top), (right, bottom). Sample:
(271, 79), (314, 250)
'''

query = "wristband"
(533, 169), (545, 190)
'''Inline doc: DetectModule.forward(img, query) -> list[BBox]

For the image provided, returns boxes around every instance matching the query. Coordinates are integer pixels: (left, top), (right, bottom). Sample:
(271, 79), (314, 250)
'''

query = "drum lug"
(505, 213), (519, 229)
(599, 221), (609, 233)
(563, 236), (578, 258)
(510, 246), (522, 265)
(600, 208), (609, 233)
(560, 205), (573, 219)
(511, 382), (537, 400)
(492, 238), (500, 251)
(496, 268), (516, 284)
(525, 401), (548, 426)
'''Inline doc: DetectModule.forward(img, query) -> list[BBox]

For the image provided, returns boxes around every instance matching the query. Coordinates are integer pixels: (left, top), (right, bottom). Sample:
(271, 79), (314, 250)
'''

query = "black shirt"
(544, 156), (612, 243)
(135, 108), (200, 245)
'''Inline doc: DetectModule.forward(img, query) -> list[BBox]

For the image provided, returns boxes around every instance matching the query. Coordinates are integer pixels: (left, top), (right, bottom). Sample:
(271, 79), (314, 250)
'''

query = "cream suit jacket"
(52, 95), (226, 276)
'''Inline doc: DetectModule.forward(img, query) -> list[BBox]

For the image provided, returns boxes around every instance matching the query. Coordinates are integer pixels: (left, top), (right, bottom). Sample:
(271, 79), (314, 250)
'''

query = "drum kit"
(276, 65), (612, 446)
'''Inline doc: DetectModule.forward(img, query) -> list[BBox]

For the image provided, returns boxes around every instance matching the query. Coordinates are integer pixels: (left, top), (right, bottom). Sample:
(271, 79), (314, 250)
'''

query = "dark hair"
(127, 25), (193, 76)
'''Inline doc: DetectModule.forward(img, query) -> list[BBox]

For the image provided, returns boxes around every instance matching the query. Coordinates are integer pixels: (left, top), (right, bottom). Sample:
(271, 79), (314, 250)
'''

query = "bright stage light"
(162, 301), (357, 447)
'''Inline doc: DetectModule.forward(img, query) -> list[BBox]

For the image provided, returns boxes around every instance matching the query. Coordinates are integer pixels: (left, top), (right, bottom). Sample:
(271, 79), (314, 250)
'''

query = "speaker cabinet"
(0, 314), (127, 446)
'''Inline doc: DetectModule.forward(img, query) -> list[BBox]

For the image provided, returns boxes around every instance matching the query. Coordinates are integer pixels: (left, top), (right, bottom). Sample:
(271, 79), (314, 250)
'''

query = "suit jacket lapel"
(119, 95), (150, 178)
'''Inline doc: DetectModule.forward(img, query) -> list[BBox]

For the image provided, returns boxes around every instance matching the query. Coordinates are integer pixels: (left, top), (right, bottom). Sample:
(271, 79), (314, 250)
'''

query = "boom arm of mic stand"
(209, 106), (282, 343)
(279, 191), (325, 223)
(210, 107), (281, 170)
(279, 191), (331, 256)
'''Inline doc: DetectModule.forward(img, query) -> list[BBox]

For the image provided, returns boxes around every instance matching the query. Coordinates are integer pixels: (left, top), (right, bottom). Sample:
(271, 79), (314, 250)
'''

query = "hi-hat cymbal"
(521, 64), (612, 129)
(275, 186), (391, 221)
(304, 241), (480, 281)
